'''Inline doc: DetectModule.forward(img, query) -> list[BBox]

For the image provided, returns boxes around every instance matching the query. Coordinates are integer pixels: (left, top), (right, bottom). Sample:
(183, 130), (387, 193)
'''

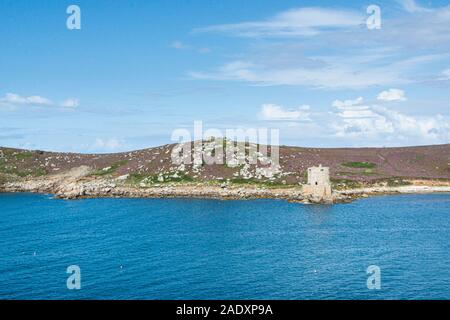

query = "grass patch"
(0, 160), (27, 177)
(363, 168), (375, 174)
(336, 169), (377, 176)
(230, 178), (292, 188)
(415, 154), (425, 161)
(230, 178), (257, 185)
(0, 167), (31, 177)
(0, 155), (47, 177)
(34, 167), (47, 177)
(331, 178), (363, 189)
(127, 173), (148, 184)
(342, 162), (376, 169)
(164, 174), (194, 183)
(385, 178), (412, 187)
(15, 151), (34, 160)
(92, 160), (128, 176)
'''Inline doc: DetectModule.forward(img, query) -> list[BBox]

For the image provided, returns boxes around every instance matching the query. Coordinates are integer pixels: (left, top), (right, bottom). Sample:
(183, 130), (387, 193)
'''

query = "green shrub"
(342, 162), (376, 169)
(331, 178), (363, 189)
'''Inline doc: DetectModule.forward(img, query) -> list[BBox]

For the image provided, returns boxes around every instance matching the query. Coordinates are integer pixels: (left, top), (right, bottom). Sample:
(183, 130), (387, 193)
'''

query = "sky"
(1, 0), (450, 152)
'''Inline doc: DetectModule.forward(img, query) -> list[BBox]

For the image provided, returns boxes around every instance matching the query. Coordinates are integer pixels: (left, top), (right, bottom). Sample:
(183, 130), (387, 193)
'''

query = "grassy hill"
(1, 142), (449, 189)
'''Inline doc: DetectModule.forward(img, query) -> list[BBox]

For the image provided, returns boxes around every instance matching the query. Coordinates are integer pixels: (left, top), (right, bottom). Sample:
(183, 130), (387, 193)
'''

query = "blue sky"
(1, 0), (450, 152)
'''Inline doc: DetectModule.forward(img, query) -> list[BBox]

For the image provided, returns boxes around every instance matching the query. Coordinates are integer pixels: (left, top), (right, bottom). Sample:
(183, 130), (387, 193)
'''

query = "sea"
(0, 193), (449, 299)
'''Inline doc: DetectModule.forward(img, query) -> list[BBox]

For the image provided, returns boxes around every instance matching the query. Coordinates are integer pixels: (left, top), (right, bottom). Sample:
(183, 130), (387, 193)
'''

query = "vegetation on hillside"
(92, 160), (129, 176)
(0, 143), (449, 185)
(341, 162), (377, 169)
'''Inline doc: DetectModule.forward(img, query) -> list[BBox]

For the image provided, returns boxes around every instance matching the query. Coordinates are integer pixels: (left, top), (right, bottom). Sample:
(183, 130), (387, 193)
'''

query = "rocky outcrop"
(51, 182), (306, 202)
(0, 172), (308, 201)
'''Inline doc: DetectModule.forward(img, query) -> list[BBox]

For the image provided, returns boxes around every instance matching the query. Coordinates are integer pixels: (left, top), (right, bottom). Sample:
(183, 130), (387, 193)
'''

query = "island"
(1, 141), (449, 203)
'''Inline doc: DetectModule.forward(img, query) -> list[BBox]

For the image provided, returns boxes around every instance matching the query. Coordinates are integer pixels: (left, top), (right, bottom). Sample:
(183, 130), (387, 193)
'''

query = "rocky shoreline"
(2, 175), (450, 204)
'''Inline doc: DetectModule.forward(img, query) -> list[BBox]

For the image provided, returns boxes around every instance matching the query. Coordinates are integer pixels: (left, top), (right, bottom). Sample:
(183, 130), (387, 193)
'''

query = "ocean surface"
(0, 193), (449, 300)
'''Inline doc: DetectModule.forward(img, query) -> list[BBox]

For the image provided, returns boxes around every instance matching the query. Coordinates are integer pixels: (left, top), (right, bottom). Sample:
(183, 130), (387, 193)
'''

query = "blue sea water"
(0, 193), (449, 300)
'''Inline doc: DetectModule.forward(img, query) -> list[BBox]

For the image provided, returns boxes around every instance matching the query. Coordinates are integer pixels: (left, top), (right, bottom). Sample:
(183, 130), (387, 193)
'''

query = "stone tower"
(303, 164), (332, 203)
(307, 164), (330, 186)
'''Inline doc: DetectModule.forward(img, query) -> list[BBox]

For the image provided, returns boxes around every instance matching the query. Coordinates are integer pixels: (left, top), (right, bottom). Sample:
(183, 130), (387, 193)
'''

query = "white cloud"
(331, 96), (450, 141)
(260, 103), (310, 121)
(0, 93), (52, 106)
(60, 98), (79, 108)
(332, 97), (364, 109)
(190, 58), (410, 89)
(439, 68), (450, 80)
(332, 97), (391, 137)
(190, 50), (449, 89)
(377, 89), (407, 102)
(191, 3), (450, 89)
(195, 7), (364, 37)
(373, 106), (449, 140)
(398, 0), (433, 13)
(0, 93), (79, 108)
(94, 138), (122, 150)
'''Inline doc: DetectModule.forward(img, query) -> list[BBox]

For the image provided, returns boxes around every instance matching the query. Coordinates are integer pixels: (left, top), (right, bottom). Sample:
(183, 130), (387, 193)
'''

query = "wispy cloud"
(397, 0), (433, 13)
(195, 7), (365, 37)
(170, 40), (211, 54)
(377, 89), (407, 102)
(190, 4), (450, 90)
(0, 93), (79, 108)
(438, 68), (450, 80)
(60, 98), (79, 108)
(189, 57), (415, 89)
(259, 103), (310, 121)
(0, 93), (52, 106)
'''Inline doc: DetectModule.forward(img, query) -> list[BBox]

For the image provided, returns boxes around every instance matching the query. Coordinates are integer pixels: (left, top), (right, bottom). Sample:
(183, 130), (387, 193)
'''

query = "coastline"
(2, 177), (450, 204)
(2, 143), (450, 204)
